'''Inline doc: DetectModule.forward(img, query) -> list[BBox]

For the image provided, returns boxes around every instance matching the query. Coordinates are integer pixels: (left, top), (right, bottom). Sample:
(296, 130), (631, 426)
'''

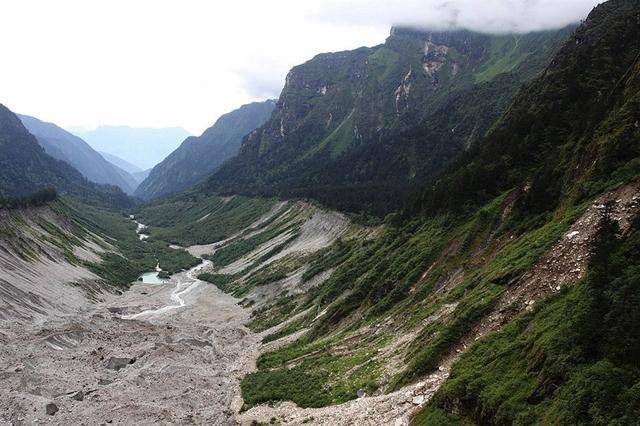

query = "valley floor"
(0, 251), (437, 426)
(0, 197), (444, 425)
(0, 259), (258, 425)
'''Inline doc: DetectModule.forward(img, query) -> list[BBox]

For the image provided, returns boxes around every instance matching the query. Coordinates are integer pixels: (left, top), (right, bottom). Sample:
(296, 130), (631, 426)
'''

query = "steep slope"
(0, 203), (113, 323)
(131, 1), (637, 424)
(73, 126), (191, 170)
(204, 26), (575, 214)
(413, 0), (640, 221)
(131, 168), (151, 185)
(17, 114), (137, 194)
(98, 151), (142, 174)
(99, 151), (151, 186)
(0, 105), (131, 208)
(136, 100), (276, 200)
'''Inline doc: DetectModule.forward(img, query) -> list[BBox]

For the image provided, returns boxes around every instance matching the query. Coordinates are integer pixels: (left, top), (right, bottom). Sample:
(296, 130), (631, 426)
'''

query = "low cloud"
(235, 65), (287, 100)
(314, 0), (603, 34)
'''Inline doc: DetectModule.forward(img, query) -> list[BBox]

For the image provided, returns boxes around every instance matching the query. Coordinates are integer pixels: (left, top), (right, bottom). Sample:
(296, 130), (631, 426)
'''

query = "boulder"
(45, 402), (59, 415)
(106, 357), (135, 371)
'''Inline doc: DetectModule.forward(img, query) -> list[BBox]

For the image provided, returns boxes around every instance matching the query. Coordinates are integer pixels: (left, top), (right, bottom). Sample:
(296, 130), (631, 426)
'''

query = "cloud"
(0, 0), (604, 135)
(233, 59), (289, 100)
(312, 0), (603, 34)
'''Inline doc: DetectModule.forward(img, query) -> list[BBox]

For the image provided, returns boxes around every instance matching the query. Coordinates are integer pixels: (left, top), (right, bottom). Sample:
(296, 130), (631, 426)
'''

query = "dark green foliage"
(197, 272), (238, 292)
(204, 27), (574, 215)
(207, 239), (257, 267)
(0, 188), (58, 209)
(415, 214), (640, 425)
(242, 335), (381, 409)
(62, 197), (199, 286)
(247, 295), (298, 333)
(411, 0), (640, 221)
(301, 239), (352, 282)
(240, 269), (288, 294)
(0, 104), (132, 208)
(85, 252), (141, 288)
(135, 193), (276, 246)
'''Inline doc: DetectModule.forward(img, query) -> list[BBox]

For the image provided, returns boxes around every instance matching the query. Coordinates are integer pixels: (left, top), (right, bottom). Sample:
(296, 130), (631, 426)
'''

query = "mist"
(0, 0), (604, 134)
(314, 0), (603, 34)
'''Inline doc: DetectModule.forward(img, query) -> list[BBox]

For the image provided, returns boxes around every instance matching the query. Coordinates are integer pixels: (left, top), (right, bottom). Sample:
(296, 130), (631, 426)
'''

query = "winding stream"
(122, 260), (210, 320)
(124, 216), (211, 320)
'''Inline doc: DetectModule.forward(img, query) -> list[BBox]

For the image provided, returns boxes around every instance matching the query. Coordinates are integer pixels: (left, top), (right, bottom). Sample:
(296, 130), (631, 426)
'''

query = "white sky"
(0, 0), (601, 135)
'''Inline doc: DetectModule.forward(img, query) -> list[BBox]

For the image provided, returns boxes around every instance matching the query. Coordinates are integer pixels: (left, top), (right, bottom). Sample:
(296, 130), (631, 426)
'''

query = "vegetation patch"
(198, 272), (239, 292)
(414, 215), (640, 425)
(62, 197), (199, 287)
(242, 332), (385, 409)
(136, 193), (277, 246)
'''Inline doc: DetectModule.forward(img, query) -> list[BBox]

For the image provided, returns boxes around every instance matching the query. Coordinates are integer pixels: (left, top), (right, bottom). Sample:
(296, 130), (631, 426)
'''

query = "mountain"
(135, 100), (276, 200)
(2, 0), (640, 424)
(132, 168), (152, 185)
(99, 151), (142, 174)
(0, 105), (131, 207)
(177, 1), (637, 423)
(98, 150), (153, 187)
(72, 126), (191, 170)
(203, 25), (575, 214)
(17, 114), (137, 194)
(412, 0), (640, 219)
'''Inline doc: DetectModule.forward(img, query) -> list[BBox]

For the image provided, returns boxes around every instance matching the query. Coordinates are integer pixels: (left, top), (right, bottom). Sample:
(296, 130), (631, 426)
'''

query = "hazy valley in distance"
(1, 0), (639, 424)
(71, 125), (192, 171)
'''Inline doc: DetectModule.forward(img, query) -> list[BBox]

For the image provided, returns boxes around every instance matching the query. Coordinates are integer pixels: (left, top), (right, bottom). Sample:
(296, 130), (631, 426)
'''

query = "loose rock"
(45, 402), (59, 415)
(105, 357), (134, 371)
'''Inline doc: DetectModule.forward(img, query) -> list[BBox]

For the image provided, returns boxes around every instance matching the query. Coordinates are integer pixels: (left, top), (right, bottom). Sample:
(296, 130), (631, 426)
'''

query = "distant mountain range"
(72, 126), (191, 170)
(98, 151), (142, 174)
(135, 100), (276, 200)
(98, 151), (151, 185)
(18, 114), (138, 194)
(0, 104), (131, 207)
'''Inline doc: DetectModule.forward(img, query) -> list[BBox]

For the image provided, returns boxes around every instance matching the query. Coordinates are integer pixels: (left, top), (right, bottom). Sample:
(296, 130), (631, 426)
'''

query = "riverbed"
(0, 254), (260, 424)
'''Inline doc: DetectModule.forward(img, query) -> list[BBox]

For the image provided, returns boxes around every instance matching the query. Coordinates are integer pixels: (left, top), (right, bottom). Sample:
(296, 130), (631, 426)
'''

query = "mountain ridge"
(18, 114), (137, 194)
(0, 105), (132, 207)
(135, 100), (276, 200)
(202, 24), (576, 214)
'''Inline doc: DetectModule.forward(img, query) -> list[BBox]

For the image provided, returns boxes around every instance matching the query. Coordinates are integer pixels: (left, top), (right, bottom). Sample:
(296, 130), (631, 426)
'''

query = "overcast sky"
(0, 0), (601, 134)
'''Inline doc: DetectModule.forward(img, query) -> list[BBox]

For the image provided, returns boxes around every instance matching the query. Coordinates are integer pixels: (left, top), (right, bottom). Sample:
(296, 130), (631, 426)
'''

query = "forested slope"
(205, 26), (575, 214)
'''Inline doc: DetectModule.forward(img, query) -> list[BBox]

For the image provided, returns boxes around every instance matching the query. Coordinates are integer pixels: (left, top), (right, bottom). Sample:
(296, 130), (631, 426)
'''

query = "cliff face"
(204, 25), (575, 214)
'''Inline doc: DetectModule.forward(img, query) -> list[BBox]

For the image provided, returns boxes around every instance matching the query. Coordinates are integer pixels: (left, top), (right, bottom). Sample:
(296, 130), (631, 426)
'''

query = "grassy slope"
(61, 197), (199, 286)
(238, 191), (591, 409)
(415, 215), (640, 425)
(237, 0), (640, 417)
(135, 192), (277, 246)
